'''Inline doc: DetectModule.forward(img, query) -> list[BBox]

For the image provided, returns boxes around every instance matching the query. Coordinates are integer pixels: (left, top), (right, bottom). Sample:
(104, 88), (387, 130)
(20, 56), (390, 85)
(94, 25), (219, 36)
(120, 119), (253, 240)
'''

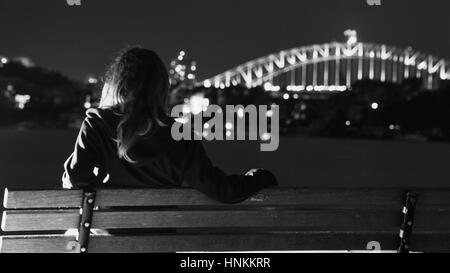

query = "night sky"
(0, 0), (449, 81)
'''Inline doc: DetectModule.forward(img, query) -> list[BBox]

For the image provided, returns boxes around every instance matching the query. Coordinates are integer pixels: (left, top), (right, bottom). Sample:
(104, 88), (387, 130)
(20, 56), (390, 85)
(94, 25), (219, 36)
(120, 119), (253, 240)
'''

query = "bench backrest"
(1, 188), (450, 253)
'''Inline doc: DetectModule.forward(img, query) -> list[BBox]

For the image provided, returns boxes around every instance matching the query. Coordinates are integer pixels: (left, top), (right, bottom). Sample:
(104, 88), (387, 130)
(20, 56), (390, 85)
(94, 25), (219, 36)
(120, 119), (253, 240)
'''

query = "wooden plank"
(91, 210), (404, 230)
(88, 233), (450, 253)
(5, 188), (450, 209)
(2, 209), (403, 231)
(3, 232), (449, 253)
(4, 188), (413, 209)
(4, 188), (83, 209)
(3, 208), (450, 232)
(2, 210), (80, 231)
(0, 232), (399, 253)
(0, 235), (80, 253)
(95, 188), (410, 207)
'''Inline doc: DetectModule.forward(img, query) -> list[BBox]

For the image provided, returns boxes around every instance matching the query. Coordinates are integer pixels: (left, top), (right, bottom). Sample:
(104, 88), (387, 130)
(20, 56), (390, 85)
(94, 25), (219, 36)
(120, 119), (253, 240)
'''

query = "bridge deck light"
(203, 80), (212, 88)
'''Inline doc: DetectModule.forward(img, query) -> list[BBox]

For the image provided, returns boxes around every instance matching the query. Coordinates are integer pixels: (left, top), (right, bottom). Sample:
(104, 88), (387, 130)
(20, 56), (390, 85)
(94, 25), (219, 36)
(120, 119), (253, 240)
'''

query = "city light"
(389, 124), (401, 131)
(346, 120), (351, 126)
(175, 116), (189, 124)
(185, 94), (210, 115)
(14, 94), (31, 110)
(371, 102), (379, 110)
(182, 104), (191, 114)
(237, 108), (244, 119)
(261, 133), (271, 141)
(283, 93), (290, 100)
(1, 57), (8, 64)
(225, 122), (233, 130)
(344, 29), (358, 46)
(87, 77), (98, 84)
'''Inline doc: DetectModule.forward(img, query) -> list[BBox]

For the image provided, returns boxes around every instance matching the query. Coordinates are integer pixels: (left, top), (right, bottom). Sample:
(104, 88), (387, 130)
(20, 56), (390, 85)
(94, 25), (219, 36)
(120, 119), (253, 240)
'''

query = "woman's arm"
(182, 141), (278, 204)
(62, 114), (106, 189)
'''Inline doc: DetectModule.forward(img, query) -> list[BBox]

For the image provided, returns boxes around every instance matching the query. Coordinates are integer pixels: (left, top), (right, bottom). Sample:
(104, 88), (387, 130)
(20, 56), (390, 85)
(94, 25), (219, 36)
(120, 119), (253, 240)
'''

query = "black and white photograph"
(0, 0), (449, 262)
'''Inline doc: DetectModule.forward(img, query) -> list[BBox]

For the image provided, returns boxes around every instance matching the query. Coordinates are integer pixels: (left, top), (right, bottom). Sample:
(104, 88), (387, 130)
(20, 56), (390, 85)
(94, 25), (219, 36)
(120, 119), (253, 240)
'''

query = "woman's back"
(63, 107), (277, 203)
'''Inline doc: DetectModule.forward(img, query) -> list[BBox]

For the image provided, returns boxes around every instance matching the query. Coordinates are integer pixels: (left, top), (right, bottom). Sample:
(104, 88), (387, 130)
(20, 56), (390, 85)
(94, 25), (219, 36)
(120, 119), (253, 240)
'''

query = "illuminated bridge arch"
(203, 42), (450, 92)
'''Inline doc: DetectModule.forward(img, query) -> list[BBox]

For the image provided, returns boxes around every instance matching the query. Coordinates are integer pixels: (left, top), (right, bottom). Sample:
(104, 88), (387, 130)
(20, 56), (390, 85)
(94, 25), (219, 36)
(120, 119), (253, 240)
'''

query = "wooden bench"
(1, 187), (450, 253)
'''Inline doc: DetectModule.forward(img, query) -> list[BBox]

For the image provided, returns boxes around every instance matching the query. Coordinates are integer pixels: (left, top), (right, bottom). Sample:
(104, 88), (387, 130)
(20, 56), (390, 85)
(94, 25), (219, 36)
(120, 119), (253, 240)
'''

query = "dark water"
(0, 129), (449, 205)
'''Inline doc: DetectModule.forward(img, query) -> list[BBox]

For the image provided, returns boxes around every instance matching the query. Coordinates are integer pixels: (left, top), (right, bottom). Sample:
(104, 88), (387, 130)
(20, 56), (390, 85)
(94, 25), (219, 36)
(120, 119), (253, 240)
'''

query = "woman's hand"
(245, 168), (262, 176)
(245, 169), (278, 187)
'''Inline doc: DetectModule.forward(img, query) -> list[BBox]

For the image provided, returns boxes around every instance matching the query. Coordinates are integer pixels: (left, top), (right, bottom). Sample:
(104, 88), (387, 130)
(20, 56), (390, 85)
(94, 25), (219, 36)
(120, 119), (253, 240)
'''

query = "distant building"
(169, 51), (197, 87)
(13, 57), (35, 68)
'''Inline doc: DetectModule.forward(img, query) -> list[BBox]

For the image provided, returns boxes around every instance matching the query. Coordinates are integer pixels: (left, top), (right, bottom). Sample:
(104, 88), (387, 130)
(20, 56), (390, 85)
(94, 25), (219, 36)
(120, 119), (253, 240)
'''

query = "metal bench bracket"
(78, 191), (96, 253)
(398, 191), (418, 253)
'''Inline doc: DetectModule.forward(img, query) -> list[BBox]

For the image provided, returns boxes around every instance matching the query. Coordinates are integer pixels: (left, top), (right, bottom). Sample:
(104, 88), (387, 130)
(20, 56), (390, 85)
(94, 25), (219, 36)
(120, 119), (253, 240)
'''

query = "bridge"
(202, 30), (450, 92)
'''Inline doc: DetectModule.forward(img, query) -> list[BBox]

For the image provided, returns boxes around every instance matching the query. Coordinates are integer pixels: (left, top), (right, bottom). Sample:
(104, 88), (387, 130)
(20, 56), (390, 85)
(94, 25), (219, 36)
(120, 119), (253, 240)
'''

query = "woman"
(62, 46), (277, 204)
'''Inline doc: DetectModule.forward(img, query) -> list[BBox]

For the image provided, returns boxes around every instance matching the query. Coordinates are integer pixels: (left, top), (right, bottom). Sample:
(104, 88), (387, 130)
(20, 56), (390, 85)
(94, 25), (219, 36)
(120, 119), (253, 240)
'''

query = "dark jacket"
(62, 108), (277, 203)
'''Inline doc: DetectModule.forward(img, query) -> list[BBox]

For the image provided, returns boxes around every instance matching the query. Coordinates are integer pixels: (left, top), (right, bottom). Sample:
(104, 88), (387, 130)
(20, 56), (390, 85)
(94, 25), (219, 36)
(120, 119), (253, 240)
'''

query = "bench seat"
(1, 188), (449, 253)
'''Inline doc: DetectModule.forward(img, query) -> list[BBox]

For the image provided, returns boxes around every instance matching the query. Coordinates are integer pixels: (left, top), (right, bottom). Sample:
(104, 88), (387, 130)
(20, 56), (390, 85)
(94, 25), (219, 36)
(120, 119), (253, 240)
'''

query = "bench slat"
(2, 210), (80, 231)
(2, 188), (415, 209)
(2, 232), (450, 253)
(4, 189), (83, 209)
(91, 210), (405, 230)
(4, 208), (449, 232)
(0, 235), (79, 253)
(88, 232), (450, 253)
(0, 232), (398, 253)
(1, 209), (402, 231)
(6, 188), (450, 209)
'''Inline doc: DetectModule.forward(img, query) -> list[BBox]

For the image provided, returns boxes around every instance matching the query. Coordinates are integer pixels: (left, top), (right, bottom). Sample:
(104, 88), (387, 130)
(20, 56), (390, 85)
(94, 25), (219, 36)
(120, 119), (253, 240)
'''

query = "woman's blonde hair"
(100, 46), (170, 163)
